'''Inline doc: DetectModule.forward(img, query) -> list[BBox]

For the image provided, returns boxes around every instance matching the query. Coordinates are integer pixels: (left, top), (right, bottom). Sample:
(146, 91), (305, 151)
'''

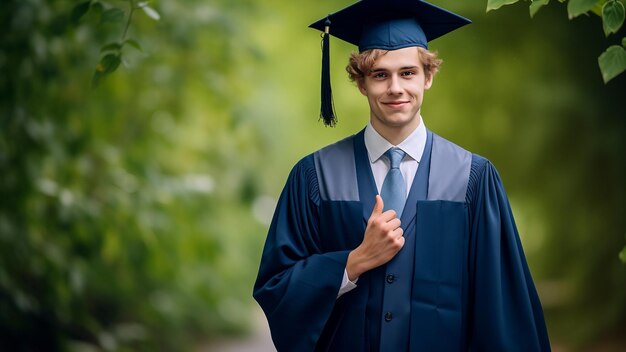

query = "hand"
(346, 195), (404, 281)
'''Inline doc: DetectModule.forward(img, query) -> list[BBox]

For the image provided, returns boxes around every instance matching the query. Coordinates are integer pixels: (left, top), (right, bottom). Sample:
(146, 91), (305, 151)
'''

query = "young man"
(253, 1), (550, 351)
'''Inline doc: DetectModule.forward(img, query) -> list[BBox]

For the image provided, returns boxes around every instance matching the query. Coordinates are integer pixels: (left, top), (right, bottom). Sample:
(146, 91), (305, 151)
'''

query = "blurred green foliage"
(1, 0), (266, 350)
(1, 0), (625, 351)
(488, 0), (626, 83)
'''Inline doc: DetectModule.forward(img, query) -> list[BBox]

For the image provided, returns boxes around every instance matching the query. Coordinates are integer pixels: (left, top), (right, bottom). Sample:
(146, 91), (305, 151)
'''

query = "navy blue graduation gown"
(253, 130), (550, 351)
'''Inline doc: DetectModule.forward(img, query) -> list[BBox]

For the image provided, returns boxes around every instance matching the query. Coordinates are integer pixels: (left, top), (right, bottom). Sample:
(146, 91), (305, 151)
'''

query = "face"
(358, 47), (433, 140)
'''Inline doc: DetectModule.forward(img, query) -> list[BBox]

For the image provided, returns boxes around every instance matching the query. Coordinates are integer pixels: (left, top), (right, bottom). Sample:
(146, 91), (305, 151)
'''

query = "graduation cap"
(309, 0), (471, 126)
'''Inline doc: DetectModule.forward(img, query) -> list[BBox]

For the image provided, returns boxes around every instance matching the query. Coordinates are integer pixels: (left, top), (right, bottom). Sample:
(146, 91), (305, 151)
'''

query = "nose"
(387, 75), (402, 95)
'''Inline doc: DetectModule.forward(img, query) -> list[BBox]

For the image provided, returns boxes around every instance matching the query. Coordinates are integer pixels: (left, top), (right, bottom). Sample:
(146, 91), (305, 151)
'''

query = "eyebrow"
(371, 65), (420, 72)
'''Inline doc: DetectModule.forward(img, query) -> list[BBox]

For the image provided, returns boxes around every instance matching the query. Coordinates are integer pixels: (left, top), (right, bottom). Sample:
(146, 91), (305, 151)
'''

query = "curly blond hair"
(346, 47), (442, 84)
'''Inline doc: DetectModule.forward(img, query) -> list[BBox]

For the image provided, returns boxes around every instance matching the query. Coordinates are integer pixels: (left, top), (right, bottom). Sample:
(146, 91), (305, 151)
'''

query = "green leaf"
(622, 36), (626, 46)
(101, 8), (125, 23)
(487, 0), (520, 12)
(591, 0), (608, 16)
(123, 39), (143, 52)
(619, 245), (626, 263)
(598, 45), (626, 82)
(568, 0), (601, 18)
(70, 1), (91, 24)
(530, 0), (550, 17)
(92, 54), (121, 88)
(142, 6), (161, 21)
(602, 0), (625, 36)
(100, 42), (122, 53)
(96, 54), (121, 74)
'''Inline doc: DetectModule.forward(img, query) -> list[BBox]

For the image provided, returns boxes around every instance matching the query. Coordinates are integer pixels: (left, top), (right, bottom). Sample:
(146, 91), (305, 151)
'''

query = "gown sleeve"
(252, 155), (351, 352)
(467, 157), (551, 351)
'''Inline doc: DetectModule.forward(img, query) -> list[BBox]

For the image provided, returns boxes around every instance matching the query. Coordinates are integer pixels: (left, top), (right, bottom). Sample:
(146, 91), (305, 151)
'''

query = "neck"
(370, 115), (421, 146)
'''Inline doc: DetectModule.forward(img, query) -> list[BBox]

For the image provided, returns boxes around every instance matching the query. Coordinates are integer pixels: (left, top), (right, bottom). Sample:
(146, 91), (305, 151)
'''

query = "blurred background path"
(198, 306), (275, 352)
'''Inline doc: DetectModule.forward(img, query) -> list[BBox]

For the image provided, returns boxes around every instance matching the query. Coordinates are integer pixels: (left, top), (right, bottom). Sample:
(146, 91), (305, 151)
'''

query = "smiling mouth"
(383, 101), (409, 108)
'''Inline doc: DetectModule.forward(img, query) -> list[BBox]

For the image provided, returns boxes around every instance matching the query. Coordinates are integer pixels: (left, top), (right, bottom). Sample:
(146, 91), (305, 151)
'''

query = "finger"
(393, 227), (404, 239)
(379, 209), (398, 222)
(397, 235), (405, 248)
(370, 195), (384, 217)
(386, 218), (401, 230)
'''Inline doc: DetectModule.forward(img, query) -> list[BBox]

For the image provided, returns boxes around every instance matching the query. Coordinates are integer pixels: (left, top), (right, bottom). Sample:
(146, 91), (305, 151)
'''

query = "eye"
(371, 72), (387, 79)
(400, 70), (416, 77)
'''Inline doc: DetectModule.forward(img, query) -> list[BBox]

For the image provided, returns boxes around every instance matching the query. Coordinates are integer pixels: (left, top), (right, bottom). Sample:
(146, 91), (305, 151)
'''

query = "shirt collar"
(364, 116), (427, 164)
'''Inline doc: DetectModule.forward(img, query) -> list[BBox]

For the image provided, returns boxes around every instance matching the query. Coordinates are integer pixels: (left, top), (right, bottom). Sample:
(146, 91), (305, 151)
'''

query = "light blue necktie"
(380, 148), (407, 218)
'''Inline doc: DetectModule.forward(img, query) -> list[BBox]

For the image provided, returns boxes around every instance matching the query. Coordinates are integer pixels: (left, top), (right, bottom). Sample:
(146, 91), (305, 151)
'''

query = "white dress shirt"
(337, 117), (428, 297)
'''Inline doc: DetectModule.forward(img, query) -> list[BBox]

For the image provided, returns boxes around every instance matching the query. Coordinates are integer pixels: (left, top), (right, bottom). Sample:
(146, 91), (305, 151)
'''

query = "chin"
(384, 114), (415, 125)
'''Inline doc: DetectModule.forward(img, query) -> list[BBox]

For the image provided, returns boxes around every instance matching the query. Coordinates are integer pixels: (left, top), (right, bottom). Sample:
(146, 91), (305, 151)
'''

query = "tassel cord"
(320, 17), (337, 127)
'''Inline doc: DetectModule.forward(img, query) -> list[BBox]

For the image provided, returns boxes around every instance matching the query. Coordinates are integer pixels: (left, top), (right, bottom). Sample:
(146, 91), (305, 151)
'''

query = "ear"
(424, 74), (434, 90)
(357, 79), (367, 96)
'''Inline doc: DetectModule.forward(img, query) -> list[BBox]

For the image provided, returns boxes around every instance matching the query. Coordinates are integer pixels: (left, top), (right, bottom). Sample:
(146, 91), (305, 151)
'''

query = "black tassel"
(320, 16), (337, 127)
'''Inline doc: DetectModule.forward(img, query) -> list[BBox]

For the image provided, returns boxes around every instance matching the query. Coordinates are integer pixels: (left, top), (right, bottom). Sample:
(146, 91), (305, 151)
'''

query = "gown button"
(386, 274), (395, 284)
(384, 312), (393, 322)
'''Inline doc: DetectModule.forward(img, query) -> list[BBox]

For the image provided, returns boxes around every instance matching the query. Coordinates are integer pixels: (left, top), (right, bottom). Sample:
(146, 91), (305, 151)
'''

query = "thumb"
(371, 195), (384, 216)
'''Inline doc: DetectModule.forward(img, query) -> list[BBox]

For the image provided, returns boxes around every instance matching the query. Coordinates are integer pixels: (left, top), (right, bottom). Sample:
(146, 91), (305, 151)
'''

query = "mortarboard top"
(308, 0), (471, 126)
